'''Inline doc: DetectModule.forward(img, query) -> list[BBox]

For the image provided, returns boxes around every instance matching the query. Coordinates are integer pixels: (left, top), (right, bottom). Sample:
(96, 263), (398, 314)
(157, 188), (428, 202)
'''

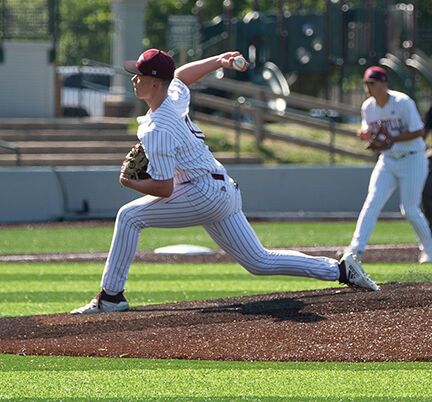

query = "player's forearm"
(174, 56), (222, 86)
(174, 51), (247, 86)
(119, 175), (173, 197)
(392, 129), (424, 142)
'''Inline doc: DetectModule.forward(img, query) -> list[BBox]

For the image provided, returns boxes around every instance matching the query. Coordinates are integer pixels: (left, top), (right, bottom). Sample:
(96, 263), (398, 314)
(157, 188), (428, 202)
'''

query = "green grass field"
(1, 221), (431, 399)
(1, 261), (430, 317)
(2, 356), (431, 400)
(0, 220), (419, 254)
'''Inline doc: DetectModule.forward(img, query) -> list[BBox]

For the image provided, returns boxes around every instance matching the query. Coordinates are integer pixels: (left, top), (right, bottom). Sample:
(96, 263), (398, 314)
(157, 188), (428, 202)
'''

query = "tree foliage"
(57, 0), (111, 66)
(417, 0), (432, 25)
(56, 0), (332, 65)
(57, 0), (431, 66)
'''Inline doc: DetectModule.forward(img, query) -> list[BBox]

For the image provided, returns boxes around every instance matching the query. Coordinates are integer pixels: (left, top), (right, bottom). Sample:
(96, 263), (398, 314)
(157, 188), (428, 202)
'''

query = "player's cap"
(363, 66), (388, 82)
(123, 49), (175, 79)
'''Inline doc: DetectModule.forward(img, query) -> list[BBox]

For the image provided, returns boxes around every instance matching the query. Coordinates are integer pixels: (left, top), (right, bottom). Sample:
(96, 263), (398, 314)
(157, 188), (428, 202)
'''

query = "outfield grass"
(1, 222), (431, 399)
(0, 220), (418, 254)
(1, 262), (430, 317)
(1, 355), (431, 400)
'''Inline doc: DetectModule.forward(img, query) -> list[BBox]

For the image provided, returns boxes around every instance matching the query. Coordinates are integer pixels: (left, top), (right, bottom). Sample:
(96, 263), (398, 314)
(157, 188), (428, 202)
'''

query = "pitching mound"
(1, 282), (431, 362)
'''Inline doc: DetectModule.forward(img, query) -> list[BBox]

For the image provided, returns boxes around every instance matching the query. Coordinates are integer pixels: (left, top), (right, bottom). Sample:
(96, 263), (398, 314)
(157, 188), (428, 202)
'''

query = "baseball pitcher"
(71, 49), (378, 314)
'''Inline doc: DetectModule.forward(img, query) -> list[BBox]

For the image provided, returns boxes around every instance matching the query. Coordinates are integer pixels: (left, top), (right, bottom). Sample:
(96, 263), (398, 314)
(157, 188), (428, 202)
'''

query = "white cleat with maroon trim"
(339, 253), (379, 291)
(70, 290), (129, 314)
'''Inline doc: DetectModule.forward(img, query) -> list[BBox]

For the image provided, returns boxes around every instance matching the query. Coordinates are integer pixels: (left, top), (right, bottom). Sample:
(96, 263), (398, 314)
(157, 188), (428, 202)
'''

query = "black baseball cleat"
(338, 253), (379, 291)
(70, 290), (129, 314)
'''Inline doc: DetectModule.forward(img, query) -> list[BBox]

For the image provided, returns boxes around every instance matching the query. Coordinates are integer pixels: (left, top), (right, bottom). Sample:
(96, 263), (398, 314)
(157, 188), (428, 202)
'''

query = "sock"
(101, 289), (126, 303)
(338, 261), (348, 284)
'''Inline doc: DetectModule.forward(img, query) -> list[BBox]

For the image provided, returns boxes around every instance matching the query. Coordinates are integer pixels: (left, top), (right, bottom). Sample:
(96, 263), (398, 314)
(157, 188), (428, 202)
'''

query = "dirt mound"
(1, 282), (431, 362)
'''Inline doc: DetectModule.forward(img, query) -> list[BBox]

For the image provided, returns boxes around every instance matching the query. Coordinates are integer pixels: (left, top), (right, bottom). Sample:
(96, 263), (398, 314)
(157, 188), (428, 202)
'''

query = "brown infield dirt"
(0, 283), (432, 362)
(0, 281), (431, 362)
(0, 227), (431, 362)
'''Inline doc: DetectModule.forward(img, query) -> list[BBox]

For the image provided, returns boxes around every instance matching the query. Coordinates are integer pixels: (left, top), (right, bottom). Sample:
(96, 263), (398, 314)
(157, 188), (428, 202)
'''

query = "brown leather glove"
(366, 122), (394, 151)
(120, 143), (151, 180)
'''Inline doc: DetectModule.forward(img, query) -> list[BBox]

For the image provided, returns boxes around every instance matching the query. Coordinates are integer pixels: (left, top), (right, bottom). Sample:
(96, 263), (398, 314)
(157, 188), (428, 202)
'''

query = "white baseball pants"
(101, 175), (339, 293)
(350, 152), (432, 255)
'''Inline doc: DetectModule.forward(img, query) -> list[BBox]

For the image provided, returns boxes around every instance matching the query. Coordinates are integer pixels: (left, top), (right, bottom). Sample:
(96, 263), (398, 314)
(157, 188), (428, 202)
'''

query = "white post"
(106, 0), (148, 116)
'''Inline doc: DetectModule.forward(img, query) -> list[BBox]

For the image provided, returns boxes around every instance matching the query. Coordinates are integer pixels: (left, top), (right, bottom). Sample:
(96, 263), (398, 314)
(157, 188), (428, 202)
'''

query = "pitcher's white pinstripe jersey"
(71, 51), (381, 314)
(136, 78), (225, 184)
(100, 77), (342, 294)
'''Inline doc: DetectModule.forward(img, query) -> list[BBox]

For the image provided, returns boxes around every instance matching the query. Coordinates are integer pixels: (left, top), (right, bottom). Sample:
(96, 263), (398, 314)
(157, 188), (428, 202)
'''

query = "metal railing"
(190, 77), (373, 163)
(0, 139), (21, 165)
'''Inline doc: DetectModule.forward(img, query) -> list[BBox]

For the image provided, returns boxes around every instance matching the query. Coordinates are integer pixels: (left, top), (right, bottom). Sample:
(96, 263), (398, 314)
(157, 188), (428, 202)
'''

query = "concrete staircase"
(0, 118), (261, 167)
(0, 118), (136, 167)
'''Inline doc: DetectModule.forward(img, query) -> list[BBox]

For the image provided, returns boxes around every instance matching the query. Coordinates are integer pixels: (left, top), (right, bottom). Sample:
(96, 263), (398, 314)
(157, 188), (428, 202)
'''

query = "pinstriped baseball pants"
(350, 152), (432, 254)
(101, 176), (339, 293)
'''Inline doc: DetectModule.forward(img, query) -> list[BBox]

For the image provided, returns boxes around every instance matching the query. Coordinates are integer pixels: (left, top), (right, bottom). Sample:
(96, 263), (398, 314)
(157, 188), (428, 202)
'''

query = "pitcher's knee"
(116, 204), (143, 229)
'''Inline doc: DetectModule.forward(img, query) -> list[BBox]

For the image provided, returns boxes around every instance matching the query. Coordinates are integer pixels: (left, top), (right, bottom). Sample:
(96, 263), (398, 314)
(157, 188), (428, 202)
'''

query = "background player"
(422, 105), (432, 231)
(343, 66), (432, 263)
(71, 49), (378, 314)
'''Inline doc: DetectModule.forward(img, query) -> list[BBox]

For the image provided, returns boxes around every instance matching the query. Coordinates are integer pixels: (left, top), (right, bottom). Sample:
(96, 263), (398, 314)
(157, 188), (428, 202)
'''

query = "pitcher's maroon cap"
(123, 49), (175, 79)
(363, 66), (388, 82)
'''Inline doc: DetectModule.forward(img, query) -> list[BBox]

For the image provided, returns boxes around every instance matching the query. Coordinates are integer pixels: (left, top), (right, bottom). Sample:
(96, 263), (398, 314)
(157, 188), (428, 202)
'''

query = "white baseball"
(232, 56), (246, 71)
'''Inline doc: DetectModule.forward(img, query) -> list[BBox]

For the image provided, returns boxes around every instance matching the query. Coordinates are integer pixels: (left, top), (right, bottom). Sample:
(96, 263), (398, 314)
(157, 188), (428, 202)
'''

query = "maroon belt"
(211, 173), (225, 181)
(181, 173), (224, 185)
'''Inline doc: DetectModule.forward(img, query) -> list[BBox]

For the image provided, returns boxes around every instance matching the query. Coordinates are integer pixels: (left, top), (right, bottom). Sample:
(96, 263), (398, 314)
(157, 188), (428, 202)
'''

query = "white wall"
(0, 165), (401, 224)
(0, 41), (55, 117)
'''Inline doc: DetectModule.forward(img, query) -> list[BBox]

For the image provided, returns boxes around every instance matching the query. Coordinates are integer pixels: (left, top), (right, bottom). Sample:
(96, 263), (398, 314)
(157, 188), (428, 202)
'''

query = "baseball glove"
(366, 122), (394, 151)
(121, 142), (151, 180)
